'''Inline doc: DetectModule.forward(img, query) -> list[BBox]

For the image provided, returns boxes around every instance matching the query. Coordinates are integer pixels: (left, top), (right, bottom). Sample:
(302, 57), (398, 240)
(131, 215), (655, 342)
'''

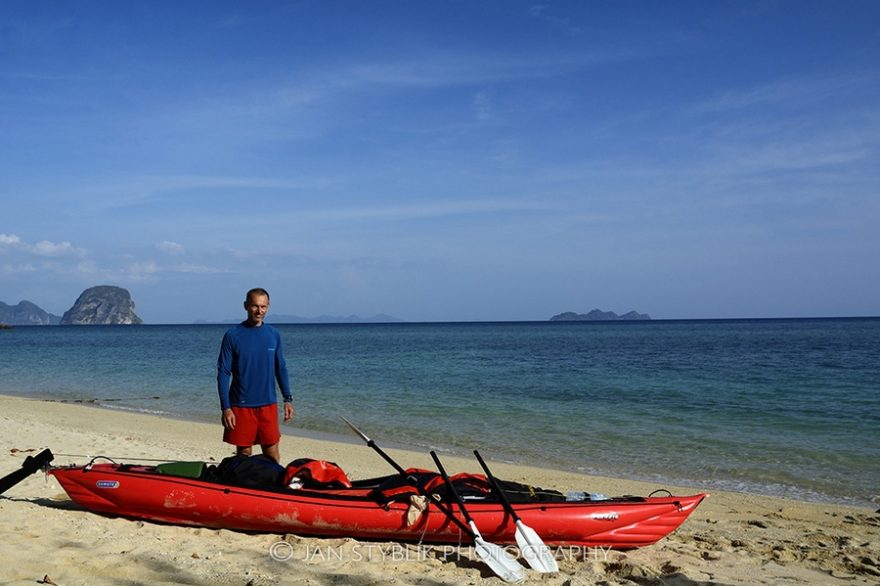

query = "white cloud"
(75, 260), (99, 275)
(32, 239), (86, 257)
(294, 198), (546, 224)
(472, 90), (494, 121)
(157, 240), (185, 254)
(173, 263), (229, 274)
(1, 262), (36, 273)
(0, 233), (23, 246)
(0, 233), (86, 257)
(695, 72), (876, 114)
(126, 260), (160, 275)
(528, 4), (583, 35)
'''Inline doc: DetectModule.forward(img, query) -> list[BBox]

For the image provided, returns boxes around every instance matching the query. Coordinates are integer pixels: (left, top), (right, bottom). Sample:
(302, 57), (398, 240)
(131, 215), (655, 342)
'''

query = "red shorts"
(223, 404), (281, 447)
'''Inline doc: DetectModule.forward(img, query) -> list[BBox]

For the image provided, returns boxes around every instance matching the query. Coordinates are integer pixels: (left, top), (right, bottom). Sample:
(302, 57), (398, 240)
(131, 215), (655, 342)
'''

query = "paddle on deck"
(474, 449), (559, 573)
(430, 450), (526, 584)
(340, 417), (525, 583)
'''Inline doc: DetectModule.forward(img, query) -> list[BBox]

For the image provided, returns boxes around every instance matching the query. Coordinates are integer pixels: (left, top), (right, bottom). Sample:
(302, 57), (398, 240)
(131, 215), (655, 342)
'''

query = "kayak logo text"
(268, 541), (613, 563)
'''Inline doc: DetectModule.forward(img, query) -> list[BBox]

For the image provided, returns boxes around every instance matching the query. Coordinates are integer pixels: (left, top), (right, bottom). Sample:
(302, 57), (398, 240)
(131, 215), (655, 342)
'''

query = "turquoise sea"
(1, 318), (878, 507)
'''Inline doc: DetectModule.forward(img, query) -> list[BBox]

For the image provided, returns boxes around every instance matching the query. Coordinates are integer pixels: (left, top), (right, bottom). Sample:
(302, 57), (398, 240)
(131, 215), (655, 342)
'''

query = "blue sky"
(2, 1), (878, 323)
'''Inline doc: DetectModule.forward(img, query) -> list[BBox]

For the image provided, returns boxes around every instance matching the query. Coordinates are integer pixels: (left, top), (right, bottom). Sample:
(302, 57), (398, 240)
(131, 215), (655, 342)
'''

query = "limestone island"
(550, 309), (651, 321)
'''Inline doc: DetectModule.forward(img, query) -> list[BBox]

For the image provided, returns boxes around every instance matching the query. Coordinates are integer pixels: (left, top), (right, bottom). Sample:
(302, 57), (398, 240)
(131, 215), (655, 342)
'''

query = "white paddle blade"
(469, 521), (525, 584)
(474, 538), (526, 584)
(515, 520), (559, 573)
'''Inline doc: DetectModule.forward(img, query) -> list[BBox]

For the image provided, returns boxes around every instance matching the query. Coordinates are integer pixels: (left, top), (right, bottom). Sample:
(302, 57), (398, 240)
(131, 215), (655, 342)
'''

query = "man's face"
(244, 294), (270, 326)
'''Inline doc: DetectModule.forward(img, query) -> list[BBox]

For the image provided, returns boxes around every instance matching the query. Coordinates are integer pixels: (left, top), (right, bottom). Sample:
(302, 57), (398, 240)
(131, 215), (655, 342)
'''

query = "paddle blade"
(515, 520), (559, 573)
(339, 416), (371, 443)
(469, 521), (525, 583)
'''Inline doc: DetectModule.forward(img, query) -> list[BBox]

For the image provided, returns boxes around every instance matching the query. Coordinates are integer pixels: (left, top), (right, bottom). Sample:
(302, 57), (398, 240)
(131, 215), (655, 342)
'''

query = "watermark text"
(268, 541), (613, 564)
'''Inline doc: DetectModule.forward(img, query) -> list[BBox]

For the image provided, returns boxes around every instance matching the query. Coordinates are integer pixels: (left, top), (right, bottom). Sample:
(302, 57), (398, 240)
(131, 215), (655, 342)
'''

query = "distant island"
(269, 313), (405, 324)
(0, 300), (61, 325)
(196, 313), (406, 325)
(550, 309), (651, 321)
(3, 289), (404, 326)
(1, 285), (142, 326)
(61, 285), (142, 325)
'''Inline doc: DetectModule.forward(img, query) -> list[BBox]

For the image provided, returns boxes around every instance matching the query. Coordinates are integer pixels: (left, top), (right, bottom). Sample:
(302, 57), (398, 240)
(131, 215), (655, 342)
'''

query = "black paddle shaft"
(0, 448), (54, 496)
(365, 439), (407, 476)
(341, 418), (475, 537)
(372, 442), (475, 536)
(473, 450), (522, 523)
(430, 451), (479, 528)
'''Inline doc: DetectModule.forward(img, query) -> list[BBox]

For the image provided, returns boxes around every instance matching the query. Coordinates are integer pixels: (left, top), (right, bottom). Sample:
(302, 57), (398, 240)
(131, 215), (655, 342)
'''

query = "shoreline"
(2, 393), (879, 585)
(16, 390), (876, 509)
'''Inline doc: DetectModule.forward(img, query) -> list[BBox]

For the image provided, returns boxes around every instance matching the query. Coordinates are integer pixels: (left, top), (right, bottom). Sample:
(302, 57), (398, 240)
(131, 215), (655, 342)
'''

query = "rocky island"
(551, 309), (651, 321)
(60, 286), (143, 325)
(0, 300), (61, 325)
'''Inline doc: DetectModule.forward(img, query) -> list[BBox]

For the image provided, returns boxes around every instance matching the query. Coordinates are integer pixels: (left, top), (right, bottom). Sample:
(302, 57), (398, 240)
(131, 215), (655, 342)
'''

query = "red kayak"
(49, 459), (706, 548)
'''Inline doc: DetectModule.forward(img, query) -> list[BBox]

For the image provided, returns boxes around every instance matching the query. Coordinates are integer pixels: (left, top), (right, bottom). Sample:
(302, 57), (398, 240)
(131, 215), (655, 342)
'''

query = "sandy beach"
(1, 394), (877, 586)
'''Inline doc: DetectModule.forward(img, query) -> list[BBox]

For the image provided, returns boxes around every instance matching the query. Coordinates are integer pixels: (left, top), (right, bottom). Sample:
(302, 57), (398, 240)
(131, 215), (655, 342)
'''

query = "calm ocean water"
(1, 319), (878, 507)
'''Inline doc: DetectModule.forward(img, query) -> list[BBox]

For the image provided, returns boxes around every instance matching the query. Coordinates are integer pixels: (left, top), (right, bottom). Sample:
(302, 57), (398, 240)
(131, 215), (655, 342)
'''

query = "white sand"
(1, 394), (878, 585)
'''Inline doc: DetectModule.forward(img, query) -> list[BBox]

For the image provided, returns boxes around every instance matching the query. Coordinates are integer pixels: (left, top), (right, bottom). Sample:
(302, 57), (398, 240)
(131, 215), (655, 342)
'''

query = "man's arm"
(217, 332), (234, 411)
(275, 330), (294, 421)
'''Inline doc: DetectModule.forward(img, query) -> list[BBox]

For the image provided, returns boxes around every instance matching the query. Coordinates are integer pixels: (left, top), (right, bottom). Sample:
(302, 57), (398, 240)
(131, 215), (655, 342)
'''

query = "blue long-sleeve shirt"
(217, 322), (292, 411)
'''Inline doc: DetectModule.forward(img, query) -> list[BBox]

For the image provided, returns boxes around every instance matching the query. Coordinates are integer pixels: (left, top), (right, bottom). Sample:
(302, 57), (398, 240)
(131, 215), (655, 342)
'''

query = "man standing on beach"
(217, 288), (294, 463)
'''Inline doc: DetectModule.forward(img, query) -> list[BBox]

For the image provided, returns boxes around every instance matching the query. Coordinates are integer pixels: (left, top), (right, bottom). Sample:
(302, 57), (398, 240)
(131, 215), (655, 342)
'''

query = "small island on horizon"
(550, 309), (651, 321)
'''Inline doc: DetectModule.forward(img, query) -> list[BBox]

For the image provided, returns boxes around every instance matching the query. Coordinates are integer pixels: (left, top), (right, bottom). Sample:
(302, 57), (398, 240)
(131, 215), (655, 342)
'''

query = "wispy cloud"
(342, 49), (630, 90)
(144, 47), (640, 136)
(157, 240), (184, 254)
(472, 90), (494, 121)
(709, 133), (877, 174)
(0, 232), (234, 283)
(53, 173), (341, 215)
(171, 263), (230, 275)
(61, 252), (229, 283)
(695, 71), (877, 114)
(1, 262), (37, 273)
(676, 70), (880, 180)
(528, 4), (583, 35)
(0, 233), (87, 257)
(289, 198), (549, 225)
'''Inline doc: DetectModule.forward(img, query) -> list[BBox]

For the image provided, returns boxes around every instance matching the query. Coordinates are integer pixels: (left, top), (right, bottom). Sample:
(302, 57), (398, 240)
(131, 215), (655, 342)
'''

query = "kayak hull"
(50, 463), (706, 548)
